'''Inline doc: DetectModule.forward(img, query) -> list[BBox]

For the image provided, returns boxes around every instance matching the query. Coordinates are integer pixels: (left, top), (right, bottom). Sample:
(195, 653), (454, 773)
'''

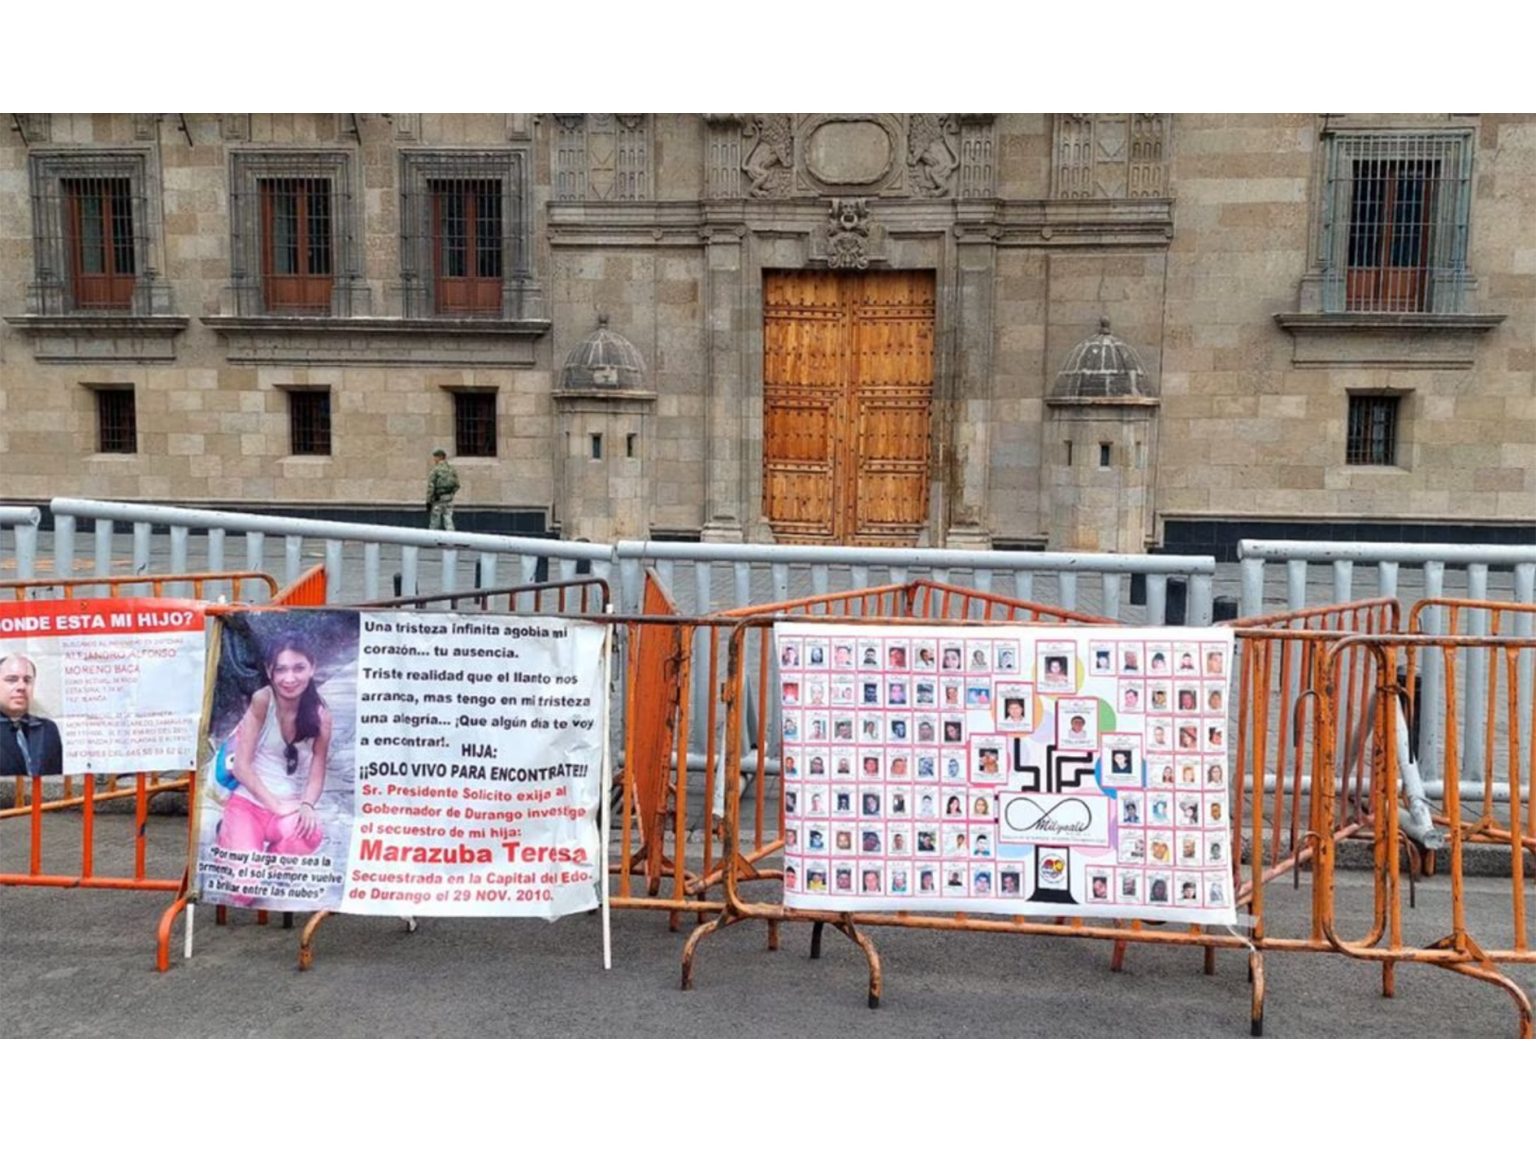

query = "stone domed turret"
(1053, 317), (1156, 400)
(561, 315), (647, 391)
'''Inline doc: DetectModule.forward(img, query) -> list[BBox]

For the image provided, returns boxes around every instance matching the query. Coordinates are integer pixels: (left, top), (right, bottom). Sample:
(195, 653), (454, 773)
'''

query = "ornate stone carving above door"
(727, 114), (974, 199)
(812, 198), (888, 269)
(803, 115), (898, 188)
(907, 114), (959, 197)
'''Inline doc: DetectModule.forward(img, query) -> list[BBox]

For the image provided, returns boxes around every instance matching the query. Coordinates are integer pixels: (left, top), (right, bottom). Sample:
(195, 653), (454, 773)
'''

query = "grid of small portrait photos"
(776, 625), (1238, 925)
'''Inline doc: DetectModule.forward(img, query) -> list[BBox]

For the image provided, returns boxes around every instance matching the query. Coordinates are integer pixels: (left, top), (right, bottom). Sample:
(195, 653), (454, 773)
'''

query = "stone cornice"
(1273, 312), (1506, 334)
(1273, 312), (1506, 369)
(3, 313), (191, 362)
(200, 315), (550, 367)
(547, 198), (1175, 248)
(200, 315), (551, 338)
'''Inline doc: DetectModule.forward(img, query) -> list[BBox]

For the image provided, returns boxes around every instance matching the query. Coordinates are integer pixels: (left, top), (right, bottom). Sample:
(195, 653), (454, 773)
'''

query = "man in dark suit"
(0, 654), (63, 776)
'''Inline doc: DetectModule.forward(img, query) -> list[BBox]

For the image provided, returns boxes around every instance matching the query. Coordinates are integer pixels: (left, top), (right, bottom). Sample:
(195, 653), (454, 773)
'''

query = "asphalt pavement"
(2, 809), (1530, 1038)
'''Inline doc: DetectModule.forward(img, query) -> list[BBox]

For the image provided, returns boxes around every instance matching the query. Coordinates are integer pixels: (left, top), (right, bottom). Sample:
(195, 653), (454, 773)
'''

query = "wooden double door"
(762, 270), (936, 545)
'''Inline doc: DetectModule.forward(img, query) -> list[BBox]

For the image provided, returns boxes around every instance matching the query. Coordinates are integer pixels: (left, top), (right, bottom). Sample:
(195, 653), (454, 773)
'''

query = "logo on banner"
(999, 792), (1111, 847)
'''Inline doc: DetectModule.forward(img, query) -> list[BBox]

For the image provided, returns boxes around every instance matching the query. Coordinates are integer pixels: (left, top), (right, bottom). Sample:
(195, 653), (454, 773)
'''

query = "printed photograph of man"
(0, 654), (64, 777)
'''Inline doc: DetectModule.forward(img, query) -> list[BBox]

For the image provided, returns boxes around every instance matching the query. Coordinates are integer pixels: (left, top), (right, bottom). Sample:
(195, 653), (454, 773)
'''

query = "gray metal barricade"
(50, 499), (1220, 624)
(1237, 539), (1536, 786)
(1, 507), (41, 582)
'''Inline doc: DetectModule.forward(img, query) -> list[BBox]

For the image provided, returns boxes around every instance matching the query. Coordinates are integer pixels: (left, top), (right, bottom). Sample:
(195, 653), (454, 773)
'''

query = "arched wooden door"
(762, 270), (935, 545)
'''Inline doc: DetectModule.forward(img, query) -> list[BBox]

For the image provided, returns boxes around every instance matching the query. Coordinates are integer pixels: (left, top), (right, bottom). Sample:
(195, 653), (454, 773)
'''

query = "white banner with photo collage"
(774, 624), (1238, 925)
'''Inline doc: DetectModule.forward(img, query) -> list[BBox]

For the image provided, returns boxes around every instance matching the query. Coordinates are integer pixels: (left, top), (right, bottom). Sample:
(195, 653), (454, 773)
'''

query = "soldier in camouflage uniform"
(426, 449), (459, 531)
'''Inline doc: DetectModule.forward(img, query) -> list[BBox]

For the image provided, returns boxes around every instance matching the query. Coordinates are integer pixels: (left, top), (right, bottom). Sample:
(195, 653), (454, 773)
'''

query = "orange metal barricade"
(675, 589), (1407, 1033)
(679, 611), (1272, 1018)
(1313, 629), (1536, 1038)
(0, 569), (297, 971)
(1226, 600), (1400, 955)
(1407, 598), (1536, 855)
(607, 579), (1115, 931)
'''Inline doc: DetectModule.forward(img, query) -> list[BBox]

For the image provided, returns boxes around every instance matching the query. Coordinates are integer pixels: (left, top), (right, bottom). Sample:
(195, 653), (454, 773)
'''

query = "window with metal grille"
(63, 177), (136, 308)
(289, 391), (332, 456)
(26, 152), (158, 314)
(453, 392), (497, 457)
(230, 152), (357, 316)
(432, 178), (502, 315)
(94, 388), (137, 454)
(1346, 394), (1400, 465)
(400, 151), (529, 319)
(260, 178), (333, 313)
(1319, 131), (1472, 314)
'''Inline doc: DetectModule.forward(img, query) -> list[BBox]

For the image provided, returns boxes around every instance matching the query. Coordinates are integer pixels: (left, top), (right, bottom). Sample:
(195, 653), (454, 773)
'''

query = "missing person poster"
(0, 599), (205, 778)
(193, 610), (608, 921)
(775, 624), (1237, 926)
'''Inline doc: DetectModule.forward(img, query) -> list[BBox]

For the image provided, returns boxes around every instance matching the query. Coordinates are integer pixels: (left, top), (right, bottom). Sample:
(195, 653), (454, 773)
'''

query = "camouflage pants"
(428, 498), (455, 531)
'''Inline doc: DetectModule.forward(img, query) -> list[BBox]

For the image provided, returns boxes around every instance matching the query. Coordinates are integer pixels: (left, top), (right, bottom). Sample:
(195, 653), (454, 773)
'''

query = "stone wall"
(3, 112), (1531, 546)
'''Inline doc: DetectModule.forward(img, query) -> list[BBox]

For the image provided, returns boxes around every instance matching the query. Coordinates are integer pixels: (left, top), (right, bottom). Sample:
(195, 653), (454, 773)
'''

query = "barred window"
(433, 178), (503, 316)
(260, 178), (334, 313)
(27, 152), (159, 315)
(94, 388), (137, 454)
(400, 151), (529, 319)
(453, 392), (497, 457)
(1319, 132), (1472, 314)
(288, 390), (332, 456)
(1346, 394), (1400, 466)
(230, 152), (357, 316)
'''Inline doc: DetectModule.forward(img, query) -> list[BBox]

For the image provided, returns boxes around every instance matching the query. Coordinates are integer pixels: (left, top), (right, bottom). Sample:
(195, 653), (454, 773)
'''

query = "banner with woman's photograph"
(192, 610), (608, 921)
(0, 599), (205, 778)
(775, 624), (1238, 926)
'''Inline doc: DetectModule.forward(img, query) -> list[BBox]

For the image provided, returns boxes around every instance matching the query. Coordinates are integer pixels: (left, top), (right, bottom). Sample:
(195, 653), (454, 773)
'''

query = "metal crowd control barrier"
(0, 569), (298, 972)
(1238, 539), (1536, 791)
(1316, 629), (1536, 1038)
(1109, 597), (1404, 1003)
(48, 499), (1219, 623)
(677, 586), (1406, 1035)
(1, 505), (42, 581)
(608, 578), (1115, 933)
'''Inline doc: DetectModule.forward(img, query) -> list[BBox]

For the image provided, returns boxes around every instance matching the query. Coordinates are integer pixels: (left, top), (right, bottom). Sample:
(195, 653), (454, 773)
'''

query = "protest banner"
(775, 623), (1237, 926)
(193, 610), (608, 921)
(0, 599), (205, 778)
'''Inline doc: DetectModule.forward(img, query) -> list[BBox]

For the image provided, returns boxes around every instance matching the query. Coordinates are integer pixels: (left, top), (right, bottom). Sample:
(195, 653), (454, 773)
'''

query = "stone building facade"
(2, 113), (1531, 552)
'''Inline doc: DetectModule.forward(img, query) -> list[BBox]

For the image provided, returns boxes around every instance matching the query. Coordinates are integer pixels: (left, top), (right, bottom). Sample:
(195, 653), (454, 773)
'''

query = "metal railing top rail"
(49, 498), (610, 562)
(0, 506), (42, 528)
(361, 577), (611, 612)
(1238, 539), (1536, 566)
(47, 498), (1224, 625)
(617, 538), (1217, 576)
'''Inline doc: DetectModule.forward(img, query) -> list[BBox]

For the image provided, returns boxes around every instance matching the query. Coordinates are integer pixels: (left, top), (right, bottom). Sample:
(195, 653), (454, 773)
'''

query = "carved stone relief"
(957, 114), (996, 198)
(743, 114), (795, 198)
(1053, 114), (1169, 198)
(552, 114), (652, 201)
(907, 114), (959, 197)
(812, 198), (886, 269)
(733, 114), (974, 199)
(704, 115), (744, 199)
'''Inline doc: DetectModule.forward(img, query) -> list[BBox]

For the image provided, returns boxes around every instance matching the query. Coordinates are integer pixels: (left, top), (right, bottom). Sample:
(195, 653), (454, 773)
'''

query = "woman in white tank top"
(216, 633), (334, 857)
